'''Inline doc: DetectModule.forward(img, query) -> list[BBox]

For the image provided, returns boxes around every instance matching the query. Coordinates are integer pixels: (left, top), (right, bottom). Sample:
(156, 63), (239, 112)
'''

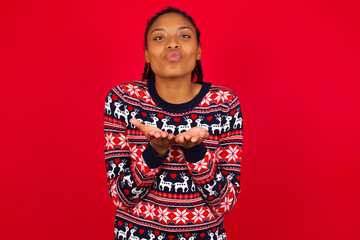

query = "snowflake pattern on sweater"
(104, 78), (243, 240)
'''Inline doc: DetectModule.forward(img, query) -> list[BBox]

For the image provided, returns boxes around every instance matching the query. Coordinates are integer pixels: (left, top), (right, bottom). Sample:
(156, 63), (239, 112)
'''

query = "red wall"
(1, 0), (359, 239)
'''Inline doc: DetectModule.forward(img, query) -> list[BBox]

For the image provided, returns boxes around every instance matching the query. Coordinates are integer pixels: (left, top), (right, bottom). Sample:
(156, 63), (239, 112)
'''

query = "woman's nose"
(167, 44), (179, 49)
(166, 37), (180, 49)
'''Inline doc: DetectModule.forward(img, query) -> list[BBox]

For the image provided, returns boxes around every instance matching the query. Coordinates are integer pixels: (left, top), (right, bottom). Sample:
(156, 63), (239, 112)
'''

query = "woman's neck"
(154, 74), (202, 104)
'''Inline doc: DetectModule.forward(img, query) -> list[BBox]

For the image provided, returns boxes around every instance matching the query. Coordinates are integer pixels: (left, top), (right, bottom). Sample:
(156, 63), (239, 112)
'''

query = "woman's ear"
(196, 46), (201, 60)
(145, 50), (149, 63)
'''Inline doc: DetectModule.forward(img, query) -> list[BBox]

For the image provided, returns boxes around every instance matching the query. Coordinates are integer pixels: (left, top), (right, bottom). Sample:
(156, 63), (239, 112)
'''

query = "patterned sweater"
(104, 78), (243, 240)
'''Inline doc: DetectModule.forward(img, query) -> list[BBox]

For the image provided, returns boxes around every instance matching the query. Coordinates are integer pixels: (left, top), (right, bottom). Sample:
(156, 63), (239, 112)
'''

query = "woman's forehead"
(149, 13), (194, 32)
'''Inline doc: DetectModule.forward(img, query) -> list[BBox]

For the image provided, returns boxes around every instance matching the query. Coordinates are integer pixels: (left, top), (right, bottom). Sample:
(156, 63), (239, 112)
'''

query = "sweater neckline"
(147, 78), (211, 113)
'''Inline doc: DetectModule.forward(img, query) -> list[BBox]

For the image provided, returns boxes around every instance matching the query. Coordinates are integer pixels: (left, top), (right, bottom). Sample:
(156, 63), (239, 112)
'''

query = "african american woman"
(104, 7), (243, 240)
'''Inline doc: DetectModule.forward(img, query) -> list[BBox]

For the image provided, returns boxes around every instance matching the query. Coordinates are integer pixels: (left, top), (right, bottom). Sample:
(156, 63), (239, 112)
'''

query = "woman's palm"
(130, 118), (175, 153)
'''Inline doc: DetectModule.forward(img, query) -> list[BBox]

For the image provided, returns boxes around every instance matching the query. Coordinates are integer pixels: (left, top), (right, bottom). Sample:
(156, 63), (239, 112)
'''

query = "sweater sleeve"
(104, 87), (168, 211)
(182, 94), (243, 217)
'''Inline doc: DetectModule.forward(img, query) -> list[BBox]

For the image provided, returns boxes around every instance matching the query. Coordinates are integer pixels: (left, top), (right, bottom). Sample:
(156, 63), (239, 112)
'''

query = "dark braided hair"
(142, 7), (203, 83)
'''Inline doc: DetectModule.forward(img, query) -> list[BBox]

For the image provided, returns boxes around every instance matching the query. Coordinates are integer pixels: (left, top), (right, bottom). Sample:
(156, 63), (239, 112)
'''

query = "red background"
(1, 0), (359, 239)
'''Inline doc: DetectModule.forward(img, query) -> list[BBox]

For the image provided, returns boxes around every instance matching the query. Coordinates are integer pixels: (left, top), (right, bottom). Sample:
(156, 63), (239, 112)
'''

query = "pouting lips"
(165, 52), (182, 62)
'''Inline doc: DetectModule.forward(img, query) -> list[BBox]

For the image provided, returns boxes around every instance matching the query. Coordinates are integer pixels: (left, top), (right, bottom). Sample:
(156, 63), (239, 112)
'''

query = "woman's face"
(145, 13), (201, 80)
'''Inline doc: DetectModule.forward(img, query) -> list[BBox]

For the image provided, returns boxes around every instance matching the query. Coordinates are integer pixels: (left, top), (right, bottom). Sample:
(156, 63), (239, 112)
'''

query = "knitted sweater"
(104, 78), (243, 240)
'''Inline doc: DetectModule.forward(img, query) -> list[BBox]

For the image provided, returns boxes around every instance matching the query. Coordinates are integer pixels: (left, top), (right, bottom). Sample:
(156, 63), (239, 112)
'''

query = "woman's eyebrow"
(150, 26), (194, 34)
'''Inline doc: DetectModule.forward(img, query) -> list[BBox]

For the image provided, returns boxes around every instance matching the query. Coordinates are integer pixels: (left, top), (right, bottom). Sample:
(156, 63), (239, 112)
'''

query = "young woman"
(104, 7), (243, 240)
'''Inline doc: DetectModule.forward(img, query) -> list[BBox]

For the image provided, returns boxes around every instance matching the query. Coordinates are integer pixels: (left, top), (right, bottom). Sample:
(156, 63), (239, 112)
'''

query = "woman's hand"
(175, 127), (210, 149)
(130, 118), (175, 155)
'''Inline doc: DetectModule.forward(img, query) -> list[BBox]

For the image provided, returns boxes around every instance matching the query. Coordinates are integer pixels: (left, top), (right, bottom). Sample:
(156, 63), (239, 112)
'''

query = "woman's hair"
(142, 7), (203, 83)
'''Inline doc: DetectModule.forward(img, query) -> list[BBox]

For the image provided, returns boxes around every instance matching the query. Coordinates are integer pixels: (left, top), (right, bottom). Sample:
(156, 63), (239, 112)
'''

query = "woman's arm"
(104, 88), (167, 210)
(182, 95), (243, 216)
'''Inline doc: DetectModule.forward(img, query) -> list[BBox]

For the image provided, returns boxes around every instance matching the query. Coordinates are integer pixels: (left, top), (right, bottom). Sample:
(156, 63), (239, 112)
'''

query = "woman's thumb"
(130, 118), (145, 133)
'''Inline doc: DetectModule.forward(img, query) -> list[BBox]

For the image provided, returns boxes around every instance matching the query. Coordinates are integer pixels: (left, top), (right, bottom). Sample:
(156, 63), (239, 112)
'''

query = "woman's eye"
(153, 35), (190, 40)
(154, 36), (164, 40)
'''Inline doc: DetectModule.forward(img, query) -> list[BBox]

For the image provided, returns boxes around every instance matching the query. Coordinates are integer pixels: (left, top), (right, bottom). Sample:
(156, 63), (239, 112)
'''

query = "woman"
(104, 7), (243, 240)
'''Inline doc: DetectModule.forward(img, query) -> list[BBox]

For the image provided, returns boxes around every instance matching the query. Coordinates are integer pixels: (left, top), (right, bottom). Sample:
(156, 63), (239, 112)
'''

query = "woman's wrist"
(149, 142), (168, 157)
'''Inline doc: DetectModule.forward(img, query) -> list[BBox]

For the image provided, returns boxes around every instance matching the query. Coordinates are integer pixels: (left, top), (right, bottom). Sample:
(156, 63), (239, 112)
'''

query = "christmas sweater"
(104, 78), (243, 240)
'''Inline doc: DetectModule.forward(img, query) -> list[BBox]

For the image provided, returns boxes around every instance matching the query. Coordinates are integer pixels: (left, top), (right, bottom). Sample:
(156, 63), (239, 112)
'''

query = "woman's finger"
(168, 133), (174, 140)
(154, 132), (161, 138)
(130, 118), (146, 133)
(161, 131), (167, 138)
